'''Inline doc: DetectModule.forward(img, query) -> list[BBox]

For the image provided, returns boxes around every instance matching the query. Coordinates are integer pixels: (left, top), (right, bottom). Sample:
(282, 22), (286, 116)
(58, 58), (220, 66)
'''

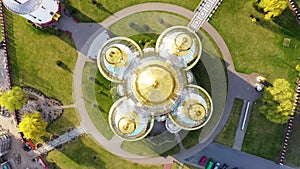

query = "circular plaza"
(77, 9), (227, 159)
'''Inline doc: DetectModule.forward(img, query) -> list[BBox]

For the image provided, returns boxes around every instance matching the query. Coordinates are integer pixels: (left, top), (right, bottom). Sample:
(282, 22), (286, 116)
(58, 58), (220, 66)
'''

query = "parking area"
(184, 143), (294, 169)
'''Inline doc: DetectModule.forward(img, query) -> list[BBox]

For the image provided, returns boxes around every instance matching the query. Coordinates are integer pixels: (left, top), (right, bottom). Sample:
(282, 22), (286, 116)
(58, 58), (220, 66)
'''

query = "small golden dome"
(135, 65), (177, 105)
(172, 33), (193, 56)
(184, 100), (206, 121)
(118, 117), (136, 134)
(105, 46), (127, 67)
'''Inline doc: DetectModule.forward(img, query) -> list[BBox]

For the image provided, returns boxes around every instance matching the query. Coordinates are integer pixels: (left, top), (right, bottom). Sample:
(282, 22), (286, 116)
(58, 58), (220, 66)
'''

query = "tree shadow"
(56, 60), (72, 73)
(273, 8), (300, 40)
(256, 8), (300, 40)
(157, 17), (173, 28)
(63, 1), (97, 23)
(91, 0), (114, 15)
(128, 21), (156, 33)
(261, 81), (273, 87)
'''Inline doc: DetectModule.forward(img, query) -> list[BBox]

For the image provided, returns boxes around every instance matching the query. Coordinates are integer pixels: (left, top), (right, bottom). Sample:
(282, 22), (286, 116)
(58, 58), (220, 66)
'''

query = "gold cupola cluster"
(97, 26), (213, 141)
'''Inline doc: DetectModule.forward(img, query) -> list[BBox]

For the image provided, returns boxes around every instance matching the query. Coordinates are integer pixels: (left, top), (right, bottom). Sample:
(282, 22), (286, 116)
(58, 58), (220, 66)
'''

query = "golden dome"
(105, 46), (128, 67)
(172, 33), (193, 56)
(118, 117), (136, 134)
(184, 100), (206, 121)
(135, 65), (177, 105)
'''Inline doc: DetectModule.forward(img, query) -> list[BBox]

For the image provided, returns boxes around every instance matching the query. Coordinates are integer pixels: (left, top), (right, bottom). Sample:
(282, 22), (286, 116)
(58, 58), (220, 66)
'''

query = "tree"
(260, 78), (293, 124)
(18, 112), (48, 139)
(296, 64), (300, 72)
(257, 0), (288, 20)
(0, 87), (28, 113)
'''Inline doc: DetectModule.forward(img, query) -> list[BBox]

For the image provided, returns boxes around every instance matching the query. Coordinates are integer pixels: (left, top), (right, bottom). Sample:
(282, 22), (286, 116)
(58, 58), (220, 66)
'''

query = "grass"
(121, 138), (180, 156)
(94, 70), (114, 121)
(210, 0), (300, 84)
(8, 14), (77, 104)
(242, 100), (286, 161)
(109, 11), (189, 37)
(285, 113), (300, 167)
(46, 135), (163, 169)
(64, 0), (201, 23)
(6, 7), (163, 169)
(214, 98), (243, 147)
(46, 108), (80, 135)
(83, 62), (114, 139)
(210, 0), (299, 161)
(181, 129), (202, 150)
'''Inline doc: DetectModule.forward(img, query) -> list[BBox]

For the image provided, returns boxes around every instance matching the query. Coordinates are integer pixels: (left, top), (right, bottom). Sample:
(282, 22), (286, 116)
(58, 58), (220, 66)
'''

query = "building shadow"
(3, 9), (19, 86)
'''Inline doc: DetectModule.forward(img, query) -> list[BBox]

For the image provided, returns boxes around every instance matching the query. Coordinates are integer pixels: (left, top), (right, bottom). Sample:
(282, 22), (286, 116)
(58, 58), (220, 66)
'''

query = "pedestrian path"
(52, 104), (75, 109)
(233, 100), (253, 150)
(29, 127), (85, 159)
(175, 133), (186, 152)
(188, 0), (222, 31)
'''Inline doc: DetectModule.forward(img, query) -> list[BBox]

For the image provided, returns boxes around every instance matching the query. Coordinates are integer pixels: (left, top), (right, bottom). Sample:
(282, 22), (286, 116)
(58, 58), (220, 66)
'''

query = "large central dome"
(126, 56), (186, 116)
(135, 64), (177, 105)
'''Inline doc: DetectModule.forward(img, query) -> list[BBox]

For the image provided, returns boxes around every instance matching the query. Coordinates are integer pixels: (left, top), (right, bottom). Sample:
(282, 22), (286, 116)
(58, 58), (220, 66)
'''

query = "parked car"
(0, 41), (4, 49)
(213, 162), (221, 169)
(220, 163), (229, 169)
(206, 159), (214, 169)
(199, 156), (207, 166)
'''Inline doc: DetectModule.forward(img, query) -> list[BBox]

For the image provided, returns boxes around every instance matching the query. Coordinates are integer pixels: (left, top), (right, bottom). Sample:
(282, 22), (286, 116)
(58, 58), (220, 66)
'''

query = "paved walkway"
(52, 104), (75, 109)
(56, 2), (287, 168)
(0, 49), (10, 92)
(29, 127), (85, 159)
(188, 0), (221, 31)
(0, 116), (43, 169)
(233, 100), (253, 150)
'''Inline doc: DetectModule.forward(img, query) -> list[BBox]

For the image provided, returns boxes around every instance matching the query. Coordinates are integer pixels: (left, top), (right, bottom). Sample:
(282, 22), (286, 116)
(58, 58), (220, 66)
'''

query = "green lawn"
(214, 98), (243, 147)
(6, 7), (160, 169)
(242, 100), (286, 161)
(210, 0), (300, 83)
(109, 11), (189, 37)
(210, 0), (299, 161)
(46, 135), (163, 169)
(121, 138), (180, 156)
(64, 0), (200, 22)
(46, 108), (80, 135)
(83, 62), (114, 139)
(285, 113), (300, 167)
(8, 13), (77, 104)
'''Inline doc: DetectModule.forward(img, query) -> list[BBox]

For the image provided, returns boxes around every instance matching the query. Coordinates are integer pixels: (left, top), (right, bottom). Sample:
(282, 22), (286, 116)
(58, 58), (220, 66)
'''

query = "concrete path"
(0, 116), (43, 169)
(29, 127), (85, 159)
(233, 100), (253, 150)
(174, 133), (186, 152)
(188, 0), (221, 31)
(52, 104), (75, 109)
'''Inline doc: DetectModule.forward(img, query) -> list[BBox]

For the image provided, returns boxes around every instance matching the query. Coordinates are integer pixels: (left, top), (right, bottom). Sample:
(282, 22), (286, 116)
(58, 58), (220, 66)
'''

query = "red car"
(199, 156), (207, 166)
